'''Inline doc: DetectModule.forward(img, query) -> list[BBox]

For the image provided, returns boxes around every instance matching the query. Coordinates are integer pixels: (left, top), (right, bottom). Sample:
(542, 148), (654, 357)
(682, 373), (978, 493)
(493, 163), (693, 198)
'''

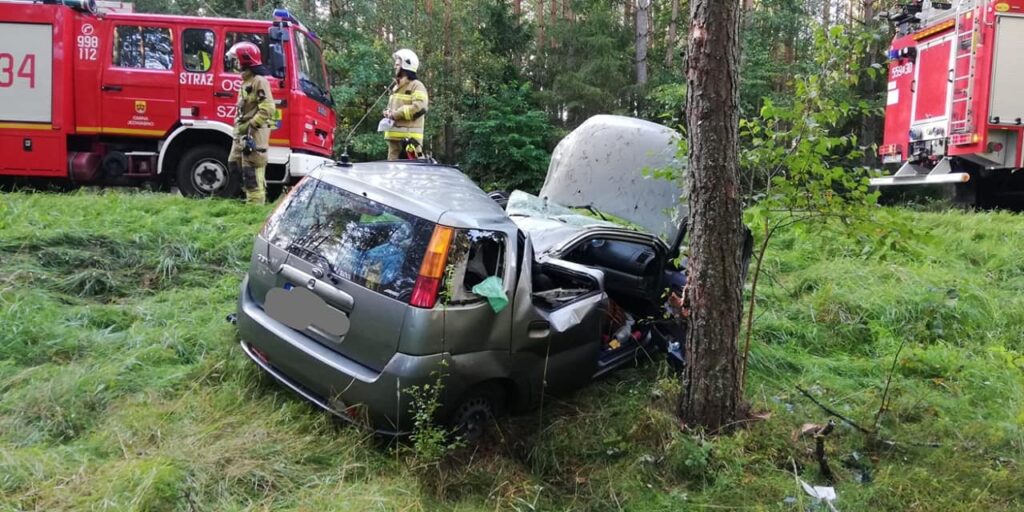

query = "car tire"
(176, 145), (240, 198)
(449, 384), (506, 443)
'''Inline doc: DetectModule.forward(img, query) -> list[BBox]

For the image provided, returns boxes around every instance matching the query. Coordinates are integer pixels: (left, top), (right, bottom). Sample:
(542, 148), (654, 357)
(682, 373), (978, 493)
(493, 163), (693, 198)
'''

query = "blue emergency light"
(272, 8), (319, 40)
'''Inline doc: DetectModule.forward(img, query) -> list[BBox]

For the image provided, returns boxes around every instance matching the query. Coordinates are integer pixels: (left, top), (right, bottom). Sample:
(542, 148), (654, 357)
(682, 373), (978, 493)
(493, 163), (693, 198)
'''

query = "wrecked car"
(236, 115), (727, 438)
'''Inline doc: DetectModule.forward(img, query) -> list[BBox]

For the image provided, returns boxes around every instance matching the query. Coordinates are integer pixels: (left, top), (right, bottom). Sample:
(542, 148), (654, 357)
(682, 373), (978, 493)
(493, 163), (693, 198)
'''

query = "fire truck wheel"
(176, 145), (241, 198)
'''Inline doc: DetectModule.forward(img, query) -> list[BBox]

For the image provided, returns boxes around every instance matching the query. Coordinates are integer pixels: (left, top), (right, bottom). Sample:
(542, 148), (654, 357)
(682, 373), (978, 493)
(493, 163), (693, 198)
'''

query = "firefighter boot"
(241, 165), (266, 205)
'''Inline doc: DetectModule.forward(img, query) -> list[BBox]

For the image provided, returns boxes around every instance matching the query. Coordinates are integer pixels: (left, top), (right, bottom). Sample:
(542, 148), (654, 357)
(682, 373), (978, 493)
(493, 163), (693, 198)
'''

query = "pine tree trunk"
(550, 0), (558, 47)
(514, 0), (521, 16)
(636, 0), (650, 85)
(538, 0), (546, 49)
(680, 0), (747, 433)
(244, 0), (253, 15)
(665, 0), (679, 67)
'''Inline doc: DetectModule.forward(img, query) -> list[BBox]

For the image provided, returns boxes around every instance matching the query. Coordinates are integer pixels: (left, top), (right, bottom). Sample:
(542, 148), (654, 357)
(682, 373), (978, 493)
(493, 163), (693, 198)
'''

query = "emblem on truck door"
(135, 101), (147, 114)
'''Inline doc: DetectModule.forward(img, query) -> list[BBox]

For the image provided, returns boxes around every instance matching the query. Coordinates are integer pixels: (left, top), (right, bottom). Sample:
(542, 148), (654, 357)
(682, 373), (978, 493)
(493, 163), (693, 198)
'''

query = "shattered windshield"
(505, 190), (620, 229)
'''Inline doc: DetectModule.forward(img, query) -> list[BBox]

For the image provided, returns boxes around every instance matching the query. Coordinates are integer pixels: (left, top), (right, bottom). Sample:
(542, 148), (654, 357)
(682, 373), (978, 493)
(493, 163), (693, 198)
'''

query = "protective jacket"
(385, 77), (428, 142)
(234, 70), (276, 140)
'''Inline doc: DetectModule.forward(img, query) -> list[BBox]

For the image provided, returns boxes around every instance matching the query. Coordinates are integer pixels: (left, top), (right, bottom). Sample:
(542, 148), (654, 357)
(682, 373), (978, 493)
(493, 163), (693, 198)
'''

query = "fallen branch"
(795, 386), (873, 435)
(874, 338), (908, 431)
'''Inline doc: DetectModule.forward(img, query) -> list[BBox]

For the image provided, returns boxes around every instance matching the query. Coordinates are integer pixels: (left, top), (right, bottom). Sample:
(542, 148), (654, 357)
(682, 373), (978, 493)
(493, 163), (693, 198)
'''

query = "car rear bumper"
(236, 276), (444, 435)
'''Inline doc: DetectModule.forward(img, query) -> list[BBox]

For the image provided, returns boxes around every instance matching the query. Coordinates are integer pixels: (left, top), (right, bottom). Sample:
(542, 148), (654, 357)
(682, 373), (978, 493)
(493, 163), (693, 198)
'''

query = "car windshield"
(262, 178), (434, 301)
(294, 31), (330, 105)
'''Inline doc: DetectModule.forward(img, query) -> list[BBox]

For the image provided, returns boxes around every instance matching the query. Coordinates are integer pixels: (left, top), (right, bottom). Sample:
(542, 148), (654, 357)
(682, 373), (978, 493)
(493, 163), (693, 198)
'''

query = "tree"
(679, 0), (747, 431)
(635, 0), (651, 85)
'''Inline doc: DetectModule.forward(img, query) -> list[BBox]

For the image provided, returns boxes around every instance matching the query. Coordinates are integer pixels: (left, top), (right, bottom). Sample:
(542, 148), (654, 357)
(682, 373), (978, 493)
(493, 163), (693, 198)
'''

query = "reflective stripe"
(401, 106), (413, 121)
(412, 91), (428, 100)
(384, 130), (423, 141)
(392, 93), (415, 101)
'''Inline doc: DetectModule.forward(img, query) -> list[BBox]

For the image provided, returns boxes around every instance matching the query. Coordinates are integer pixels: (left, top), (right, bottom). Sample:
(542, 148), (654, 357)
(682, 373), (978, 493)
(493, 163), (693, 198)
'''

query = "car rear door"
(248, 177), (436, 372)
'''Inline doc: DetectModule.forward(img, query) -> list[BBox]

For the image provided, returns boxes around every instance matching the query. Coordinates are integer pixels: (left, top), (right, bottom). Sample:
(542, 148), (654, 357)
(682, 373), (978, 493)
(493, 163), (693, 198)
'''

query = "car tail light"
(410, 225), (455, 308)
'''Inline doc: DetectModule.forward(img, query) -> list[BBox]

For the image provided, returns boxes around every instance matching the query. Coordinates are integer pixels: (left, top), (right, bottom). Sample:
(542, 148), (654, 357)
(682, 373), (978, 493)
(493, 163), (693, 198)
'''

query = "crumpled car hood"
(506, 190), (619, 255)
(538, 115), (687, 244)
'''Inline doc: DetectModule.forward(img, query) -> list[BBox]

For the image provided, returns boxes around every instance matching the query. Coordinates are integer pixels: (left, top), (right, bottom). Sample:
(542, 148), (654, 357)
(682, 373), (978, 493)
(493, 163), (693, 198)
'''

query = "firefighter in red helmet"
(226, 41), (276, 204)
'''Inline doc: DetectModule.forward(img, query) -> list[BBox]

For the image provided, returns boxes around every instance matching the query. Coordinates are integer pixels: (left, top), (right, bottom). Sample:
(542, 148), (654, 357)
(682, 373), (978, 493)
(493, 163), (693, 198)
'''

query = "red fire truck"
(0, 0), (336, 198)
(875, 0), (1024, 205)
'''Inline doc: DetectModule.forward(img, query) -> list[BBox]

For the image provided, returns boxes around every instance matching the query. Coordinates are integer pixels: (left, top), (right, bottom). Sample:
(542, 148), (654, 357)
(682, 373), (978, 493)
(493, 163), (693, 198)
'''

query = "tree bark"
(538, 0), (546, 49)
(664, 0), (680, 68)
(680, 0), (747, 432)
(636, 0), (650, 85)
(245, 0), (253, 14)
(549, 0), (558, 47)
(514, 0), (521, 16)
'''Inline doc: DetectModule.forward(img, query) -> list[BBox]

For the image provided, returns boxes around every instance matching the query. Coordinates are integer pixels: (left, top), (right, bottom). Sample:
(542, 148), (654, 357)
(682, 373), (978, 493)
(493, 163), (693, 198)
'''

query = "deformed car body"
(236, 115), (701, 436)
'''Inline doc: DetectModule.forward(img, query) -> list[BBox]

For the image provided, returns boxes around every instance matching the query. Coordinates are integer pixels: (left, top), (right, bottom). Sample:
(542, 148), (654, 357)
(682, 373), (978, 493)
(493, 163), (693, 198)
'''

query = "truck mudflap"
(870, 158), (971, 187)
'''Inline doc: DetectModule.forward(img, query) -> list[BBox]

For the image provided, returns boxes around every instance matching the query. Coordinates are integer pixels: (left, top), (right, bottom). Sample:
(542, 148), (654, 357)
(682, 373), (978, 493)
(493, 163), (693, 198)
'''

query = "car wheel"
(449, 385), (506, 443)
(176, 145), (240, 198)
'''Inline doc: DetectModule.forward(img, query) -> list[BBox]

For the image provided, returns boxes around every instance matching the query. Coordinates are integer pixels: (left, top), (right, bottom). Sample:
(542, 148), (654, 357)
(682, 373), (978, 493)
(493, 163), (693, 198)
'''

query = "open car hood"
(539, 115), (687, 244)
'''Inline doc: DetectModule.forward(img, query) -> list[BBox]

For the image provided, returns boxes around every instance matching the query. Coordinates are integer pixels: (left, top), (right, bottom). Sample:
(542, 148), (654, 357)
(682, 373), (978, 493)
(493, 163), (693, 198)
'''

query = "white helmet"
(393, 49), (420, 73)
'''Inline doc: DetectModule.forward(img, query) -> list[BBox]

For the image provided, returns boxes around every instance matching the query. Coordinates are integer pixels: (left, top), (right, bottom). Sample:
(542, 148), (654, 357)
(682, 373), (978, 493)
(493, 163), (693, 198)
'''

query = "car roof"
(310, 161), (512, 230)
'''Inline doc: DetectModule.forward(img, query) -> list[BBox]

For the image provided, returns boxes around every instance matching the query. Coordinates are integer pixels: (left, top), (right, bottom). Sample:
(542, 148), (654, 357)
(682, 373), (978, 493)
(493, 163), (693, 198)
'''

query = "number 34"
(0, 53), (36, 89)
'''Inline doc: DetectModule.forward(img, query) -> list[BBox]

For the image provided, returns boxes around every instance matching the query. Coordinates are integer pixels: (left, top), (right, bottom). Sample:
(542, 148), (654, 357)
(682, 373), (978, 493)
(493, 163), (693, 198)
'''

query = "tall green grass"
(1, 190), (1021, 511)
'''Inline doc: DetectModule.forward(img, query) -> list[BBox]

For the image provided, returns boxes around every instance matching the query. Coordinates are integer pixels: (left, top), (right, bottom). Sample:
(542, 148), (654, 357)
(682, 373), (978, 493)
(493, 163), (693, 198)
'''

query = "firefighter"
(226, 41), (276, 204)
(383, 49), (429, 160)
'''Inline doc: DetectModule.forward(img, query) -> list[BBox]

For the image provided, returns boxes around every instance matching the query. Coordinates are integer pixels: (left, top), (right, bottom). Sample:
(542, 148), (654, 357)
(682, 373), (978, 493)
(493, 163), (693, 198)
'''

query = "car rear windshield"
(262, 178), (434, 302)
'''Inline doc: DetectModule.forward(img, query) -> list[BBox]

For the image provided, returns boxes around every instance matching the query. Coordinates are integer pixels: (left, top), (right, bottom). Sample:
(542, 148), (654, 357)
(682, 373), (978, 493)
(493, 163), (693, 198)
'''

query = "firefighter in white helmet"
(382, 49), (429, 160)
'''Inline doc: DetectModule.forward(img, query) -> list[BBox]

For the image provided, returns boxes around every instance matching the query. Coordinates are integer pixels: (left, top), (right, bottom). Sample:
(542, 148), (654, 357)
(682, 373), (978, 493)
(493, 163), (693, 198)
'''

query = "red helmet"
(227, 42), (261, 68)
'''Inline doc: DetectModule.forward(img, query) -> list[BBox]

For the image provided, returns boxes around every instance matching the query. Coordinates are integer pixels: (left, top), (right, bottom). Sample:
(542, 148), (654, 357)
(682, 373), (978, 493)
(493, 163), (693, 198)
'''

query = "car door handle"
(528, 321), (550, 339)
(214, 91), (234, 98)
(101, 85), (122, 92)
(278, 264), (354, 312)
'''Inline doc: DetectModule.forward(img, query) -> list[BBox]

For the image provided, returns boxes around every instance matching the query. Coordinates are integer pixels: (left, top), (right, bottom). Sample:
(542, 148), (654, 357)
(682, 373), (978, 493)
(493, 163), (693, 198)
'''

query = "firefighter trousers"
(228, 128), (270, 204)
(387, 138), (423, 161)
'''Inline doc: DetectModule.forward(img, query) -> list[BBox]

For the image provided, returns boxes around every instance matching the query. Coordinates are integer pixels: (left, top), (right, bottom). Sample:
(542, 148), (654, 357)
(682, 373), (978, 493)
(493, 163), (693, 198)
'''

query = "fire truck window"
(182, 29), (215, 73)
(112, 26), (174, 71)
(224, 32), (267, 73)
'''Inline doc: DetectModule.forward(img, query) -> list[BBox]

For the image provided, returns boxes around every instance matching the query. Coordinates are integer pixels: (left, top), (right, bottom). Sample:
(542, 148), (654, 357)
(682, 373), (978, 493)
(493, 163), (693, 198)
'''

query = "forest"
(128, 0), (899, 192)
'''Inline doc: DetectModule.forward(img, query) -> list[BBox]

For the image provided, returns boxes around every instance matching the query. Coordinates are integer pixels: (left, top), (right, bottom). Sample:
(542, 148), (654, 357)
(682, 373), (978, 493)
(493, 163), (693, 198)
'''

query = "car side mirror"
(268, 26), (290, 42)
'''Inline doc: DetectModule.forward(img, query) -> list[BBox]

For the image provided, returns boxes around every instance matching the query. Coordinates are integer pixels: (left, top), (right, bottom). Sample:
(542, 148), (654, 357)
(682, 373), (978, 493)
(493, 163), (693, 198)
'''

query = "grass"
(0, 189), (1022, 511)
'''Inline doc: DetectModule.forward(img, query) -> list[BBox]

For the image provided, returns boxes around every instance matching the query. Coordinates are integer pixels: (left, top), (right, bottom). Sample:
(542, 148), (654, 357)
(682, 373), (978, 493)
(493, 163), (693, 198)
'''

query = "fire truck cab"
(0, 0), (335, 198)
(876, 0), (1024, 206)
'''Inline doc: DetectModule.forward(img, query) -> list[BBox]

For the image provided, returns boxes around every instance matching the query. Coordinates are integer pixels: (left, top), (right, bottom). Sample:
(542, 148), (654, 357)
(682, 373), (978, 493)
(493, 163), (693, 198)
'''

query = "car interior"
(530, 236), (670, 368)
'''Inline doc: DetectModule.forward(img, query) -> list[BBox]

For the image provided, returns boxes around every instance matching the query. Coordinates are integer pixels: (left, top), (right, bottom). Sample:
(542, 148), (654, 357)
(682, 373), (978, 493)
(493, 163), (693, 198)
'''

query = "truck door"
(214, 31), (287, 143)
(178, 27), (217, 121)
(910, 34), (955, 138)
(101, 23), (178, 137)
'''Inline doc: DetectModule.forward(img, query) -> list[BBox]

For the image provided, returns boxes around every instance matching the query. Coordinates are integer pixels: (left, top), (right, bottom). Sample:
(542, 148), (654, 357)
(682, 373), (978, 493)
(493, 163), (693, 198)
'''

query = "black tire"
(448, 385), (506, 443)
(176, 144), (240, 198)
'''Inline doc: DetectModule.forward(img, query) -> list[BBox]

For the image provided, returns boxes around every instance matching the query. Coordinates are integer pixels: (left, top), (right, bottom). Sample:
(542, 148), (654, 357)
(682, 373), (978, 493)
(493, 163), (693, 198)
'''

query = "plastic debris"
(472, 276), (509, 313)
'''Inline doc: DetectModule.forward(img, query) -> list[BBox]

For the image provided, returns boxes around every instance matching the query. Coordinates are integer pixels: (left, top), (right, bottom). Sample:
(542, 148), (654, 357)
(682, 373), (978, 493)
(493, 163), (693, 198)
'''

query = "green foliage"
(404, 365), (463, 464)
(740, 25), (884, 224)
(457, 84), (555, 193)
(1, 191), (1022, 510)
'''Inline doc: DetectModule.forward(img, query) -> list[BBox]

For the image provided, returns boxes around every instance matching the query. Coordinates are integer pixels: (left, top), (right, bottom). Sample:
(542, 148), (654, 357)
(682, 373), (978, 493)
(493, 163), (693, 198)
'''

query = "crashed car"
(236, 115), (724, 437)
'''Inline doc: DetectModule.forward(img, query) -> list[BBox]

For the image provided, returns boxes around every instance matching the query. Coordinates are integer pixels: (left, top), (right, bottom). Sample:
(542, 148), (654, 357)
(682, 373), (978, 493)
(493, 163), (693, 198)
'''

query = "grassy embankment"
(0, 190), (1021, 511)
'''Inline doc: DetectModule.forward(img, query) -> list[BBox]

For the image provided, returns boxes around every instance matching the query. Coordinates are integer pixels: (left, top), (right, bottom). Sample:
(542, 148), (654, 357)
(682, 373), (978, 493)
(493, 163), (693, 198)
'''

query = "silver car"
(236, 116), (731, 437)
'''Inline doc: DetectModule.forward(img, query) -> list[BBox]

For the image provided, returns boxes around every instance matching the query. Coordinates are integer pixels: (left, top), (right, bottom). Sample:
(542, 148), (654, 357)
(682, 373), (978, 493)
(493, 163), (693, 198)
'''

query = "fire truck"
(0, 0), (336, 198)
(875, 0), (1024, 206)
